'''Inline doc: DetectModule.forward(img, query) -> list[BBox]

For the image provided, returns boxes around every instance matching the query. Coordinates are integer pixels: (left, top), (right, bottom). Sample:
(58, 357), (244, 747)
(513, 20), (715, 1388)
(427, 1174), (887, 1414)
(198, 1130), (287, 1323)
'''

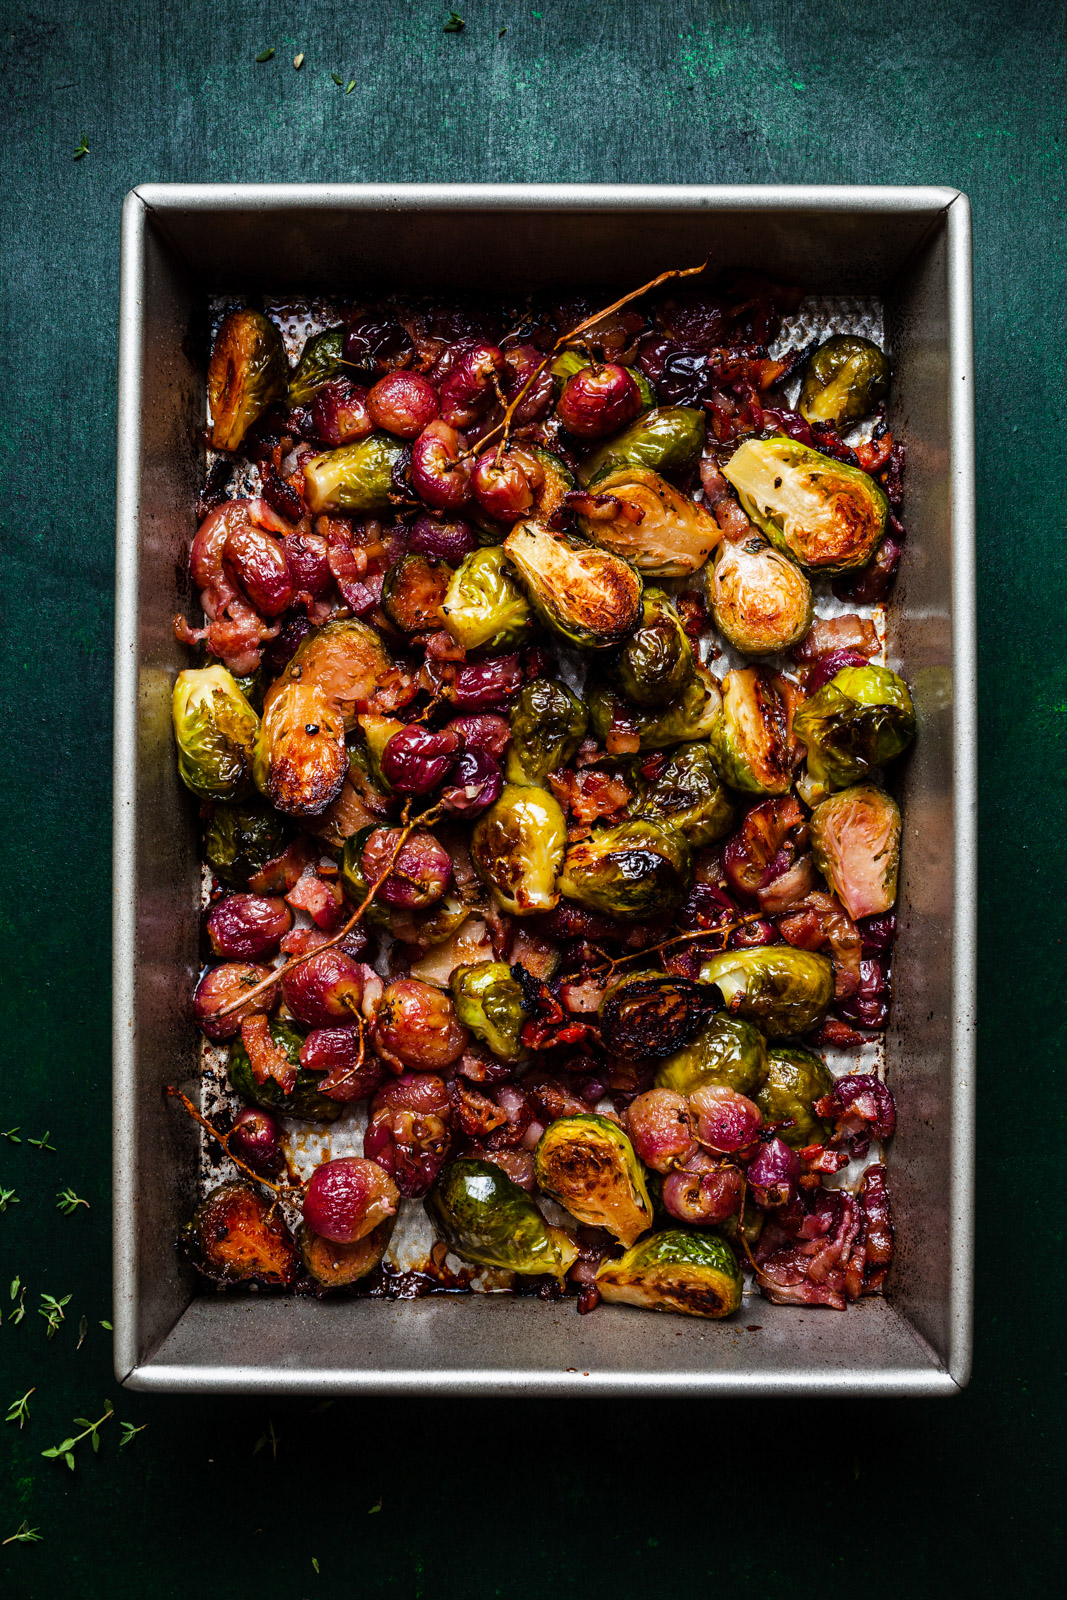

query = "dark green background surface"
(1, 1), (1064, 1593)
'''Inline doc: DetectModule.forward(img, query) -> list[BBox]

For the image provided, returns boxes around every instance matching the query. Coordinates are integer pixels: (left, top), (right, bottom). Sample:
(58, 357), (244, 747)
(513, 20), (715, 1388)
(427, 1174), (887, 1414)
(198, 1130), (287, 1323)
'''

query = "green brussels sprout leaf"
(450, 961), (531, 1061)
(655, 1012), (769, 1098)
(506, 678), (588, 785)
(577, 406), (706, 487)
(799, 335), (890, 429)
(794, 663), (915, 793)
(441, 546), (533, 653)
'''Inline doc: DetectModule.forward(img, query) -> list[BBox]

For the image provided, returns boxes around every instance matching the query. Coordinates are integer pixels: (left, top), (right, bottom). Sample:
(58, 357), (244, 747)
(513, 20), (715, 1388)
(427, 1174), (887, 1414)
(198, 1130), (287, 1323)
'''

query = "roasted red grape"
(361, 828), (452, 908)
(310, 379), (374, 446)
(440, 342), (506, 428)
(223, 523), (293, 616)
(689, 1083), (762, 1153)
(410, 421), (472, 510)
(661, 1154), (743, 1224)
(373, 978), (469, 1070)
(447, 653), (523, 710)
(380, 725), (460, 794)
(445, 712), (511, 758)
(342, 315), (413, 376)
(300, 1027), (384, 1102)
(625, 1090), (697, 1173)
(207, 894), (292, 960)
(284, 528), (332, 597)
(193, 962), (275, 1040)
(439, 748), (502, 817)
(302, 1156), (398, 1244)
(470, 450), (537, 522)
(408, 513), (477, 562)
(368, 371), (440, 437)
(229, 1106), (285, 1175)
(557, 363), (642, 437)
(281, 949), (363, 1029)
(746, 1137), (800, 1209)
(363, 1072), (452, 1197)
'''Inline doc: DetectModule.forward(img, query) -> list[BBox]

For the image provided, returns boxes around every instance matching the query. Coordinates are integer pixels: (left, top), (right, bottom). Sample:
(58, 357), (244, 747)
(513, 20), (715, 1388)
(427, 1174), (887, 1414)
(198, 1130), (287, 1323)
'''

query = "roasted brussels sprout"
(628, 740), (735, 847)
(794, 665), (916, 792)
(381, 552), (451, 634)
(502, 520), (642, 651)
(559, 819), (692, 920)
(596, 1228), (742, 1319)
(505, 678), (588, 785)
(589, 663), (723, 752)
(188, 1181), (298, 1286)
(577, 468), (720, 578)
(708, 668), (792, 796)
(534, 1115), (653, 1247)
(303, 433), (406, 515)
(470, 783), (567, 914)
(298, 1216), (395, 1289)
(172, 666), (259, 801)
(354, 714), (406, 792)
(655, 1013), (769, 1098)
(799, 335), (891, 429)
(699, 948), (834, 1038)
(285, 619), (396, 732)
(755, 1045), (835, 1148)
(287, 326), (345, 407)
(450, 961), (531, 1062)
(207, 308), (287, 452)
(577, 406), (706, 487)
(710, 535), (814, 656)
(609, 589), (694, 709)
(599, 970), (720, 1059)
(253, 676), (347, 816)
(441, 547), (533, 653)
(529, 447), (576, 520)
(426, 1158), (577, 1278)
(722, 436), (888, 572)
(228, 1019), (344, 1122)
(810, 784), (902, 920)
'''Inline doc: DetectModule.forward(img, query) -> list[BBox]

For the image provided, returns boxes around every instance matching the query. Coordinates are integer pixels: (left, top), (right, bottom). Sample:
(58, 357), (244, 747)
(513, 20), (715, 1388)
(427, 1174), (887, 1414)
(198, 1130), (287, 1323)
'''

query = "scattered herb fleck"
(76, 1315), (88, 1350)
(255, 48), (275, 63)
(312, 1557), (320, 1573)
(9, 1278), (26, 1325)
(72, 138), (89, 162)
(38, 1293), (71, 1340)
(253, 1419), (280, 1462)
(293, 53), (305, 69)
(443, 11), (465, 31)
(330, 72), (343, 85)
(345, 79), (356, 93)
(5, 1388), (34, 1429)
(119, 1420), (148, 1449)
(1, 1127), (21, 1144)
(2, 1520), (42, 1546)
(41, 1399), (113, 1470)
(499, 26), (507, 36)
(27, 1131), (56, 1151)
(100, 1319), (113, 1331)
(0, 1187), (18, 1213)
(368, 1498), (382, 1514)
(56, 1189), (89, 1215)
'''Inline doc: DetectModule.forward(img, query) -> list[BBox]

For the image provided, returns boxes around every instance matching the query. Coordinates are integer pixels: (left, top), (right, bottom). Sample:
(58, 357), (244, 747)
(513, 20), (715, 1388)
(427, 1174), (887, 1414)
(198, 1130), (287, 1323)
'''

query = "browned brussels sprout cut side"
(253, 677), (348, 816)
(299, 1216), (395, 1289)
(596, 1228), (742, 1319)
(188, 1181), (298, 1286)
(577, 468), (720, 577)
(810, 784), (902, 919)
(534, 1115), (653, 1246)
(722, 436), (888, 573)
(503, 519), (642, 651)
(207, 308), (287, 452)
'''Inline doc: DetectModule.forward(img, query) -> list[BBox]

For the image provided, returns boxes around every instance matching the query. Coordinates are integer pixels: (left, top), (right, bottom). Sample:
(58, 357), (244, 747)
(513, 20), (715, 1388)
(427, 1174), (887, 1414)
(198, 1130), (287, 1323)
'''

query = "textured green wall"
(1, 1), (1063, 1593)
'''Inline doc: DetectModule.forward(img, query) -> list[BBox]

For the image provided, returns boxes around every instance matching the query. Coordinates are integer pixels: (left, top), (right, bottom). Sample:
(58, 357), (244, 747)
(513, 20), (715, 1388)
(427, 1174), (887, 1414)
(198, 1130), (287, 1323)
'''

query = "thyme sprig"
(56, 1188), (89, 1214)
(2, 1520), (42, 1545)
(27, 1131), (56, 1151)
(120, 1420), (148, 1449)
(38, 1293), (71, 1339)
(0, 1186), (18, 1212)
(1, 1126), (20, 1143)
(5, 1388), (34, 1429)
(41, 1400), (113, 1469)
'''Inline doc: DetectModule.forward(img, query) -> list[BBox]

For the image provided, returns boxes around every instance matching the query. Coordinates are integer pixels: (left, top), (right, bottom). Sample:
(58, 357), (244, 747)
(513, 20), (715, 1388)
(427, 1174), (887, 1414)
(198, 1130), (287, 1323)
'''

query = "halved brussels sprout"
(710, 535), (814, 656)
(298, 1216), (395, 1289)
(599, 970), (721, 1059)
(441, 546), (533, 653)
(799, 335), (891, 430)
(628, 740), (735, 847)
(529, 447), (577, 520)
(203, 802), (290, 888)
(339, 825), (397, 929)
(228, 1019), (344, 1122)
(470, 783), (567, 914)
(172, 666), (259, 801)
(755, 1045), (835, 1148)
(288, 326), (345, 407)
(699, 948), (834, 1038)
(284, 619), (396, 732)
(188, 1181), (298, 1286)
(559, 819), (693, 920)
(610, 589), (694, 709)
(381, 552), (452, 633)
(535, 1114), (653, 1246)
(450, 961), (531, 1061)
(722, 435), (888, 572)
(596, 1228), (742, 1319)
(577, 469), (720, 577)
(253, 677), (347, 815)
(207, 308), (287, 452)
(810, 784), (901, 920)
(505, 678), (588, 785)
(589, 663), (723, 752)
(503, 520), (642, 651)
(655, 1013), (769, 1098)
(426, 1158), (577, 1278)
(794, 665), (916, 793)
(577, 406), (706, 487)
(303, 433), (406, 515)
(354, 712), (405, 791)
(709, 667), (792, 796)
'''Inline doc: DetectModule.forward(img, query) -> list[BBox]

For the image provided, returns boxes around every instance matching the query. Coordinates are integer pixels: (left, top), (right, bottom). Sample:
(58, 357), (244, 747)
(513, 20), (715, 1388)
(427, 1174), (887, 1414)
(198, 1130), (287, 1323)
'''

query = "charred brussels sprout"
(628, 741), (735, 847)
(299, 1216), (395, 1289)
(799, 335), (891, 430)
(722, 435), (888, 572)
(655, 1013), (769, 1098)
(794, 665), (916, 792)
(426, 1159), (577, 1278)
(710, 536), (814, 656)
(441, 547), (533, 653)
(578, 469), (720, 578)
(203, 802), (289, 888)
(470, 783), (567, 914)
(810, 784), (902, 920)
(529, 447), (576, 520)
(505, 678), (588, 784)
(381, 552), (451, 634)
(503, 520), (642, 651)
(535, 1115), (653, 1246)
(172, 666), (259, 801)
(288, 326), (345, 407)
(253, 676), (347, 816)
(303, 433), (406, 515)
(610, 590), (694, 708)
(286, 619), (396, 732)
(450, 961), (531, 1062)
(188, 1181), (298, 1286)
(207, 308), (287, 452)
(577, 406), (706, 487)
(599, 970), (721, 1060)
(699, 948), (834, 1038)
(228, 1019), (344, 1122)
(709, 668), (793, 796)
(589, 664), (723, 752)
(596, 1228), (742, 1319)
(756, 1045), (835, 1148)
(559, 819), (693, 920)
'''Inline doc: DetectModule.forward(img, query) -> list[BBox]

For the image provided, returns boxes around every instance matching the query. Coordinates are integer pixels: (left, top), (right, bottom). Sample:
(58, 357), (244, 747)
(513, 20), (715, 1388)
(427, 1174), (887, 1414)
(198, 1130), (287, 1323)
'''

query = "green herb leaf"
(498, 26), (507, 36)
(72, 139), (89, 162)
(0, 1187), (19, 1213)
(255, 48), (275, 62)
(293, 53), (305, 69)
(119, 1420), (148, 1449)
(312, 1557), (320, 1573)
(27, 1131), (56, 1151)
(1, 1127), (20, 1144)
(368, 1498), (382, 1514)
(5, 1388), (34, 1429)
(38, 1293), (71, 1339)
(345, 79), (356, 93)
(100, 1319), (113, 1331)
(331, 72), (343, 85)
(56, 1189), (89, 1215)
(2, 1519), (42, 1545)
(64, 1452), (75, 1471)
(443, 11), (465, 31)
(76, 1315), (88, 1350)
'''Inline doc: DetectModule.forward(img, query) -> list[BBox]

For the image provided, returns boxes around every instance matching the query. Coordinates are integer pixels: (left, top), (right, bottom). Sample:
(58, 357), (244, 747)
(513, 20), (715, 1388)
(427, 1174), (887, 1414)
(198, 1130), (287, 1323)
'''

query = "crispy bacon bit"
(811, 1016), (869, 1049)
(248, 837), (317, 895)
(815, 1074), (897, 1147)
(778, 890), (862, 999)
(285, 871), (345, 931)
(449, 1079), (509, 1140)
(522, 1072), (594, 1126)
(854, 433), (893, 474)
(792, 614), (879, 665)
(239, 1014), (297, 1093)
(547, 767), (633, 825)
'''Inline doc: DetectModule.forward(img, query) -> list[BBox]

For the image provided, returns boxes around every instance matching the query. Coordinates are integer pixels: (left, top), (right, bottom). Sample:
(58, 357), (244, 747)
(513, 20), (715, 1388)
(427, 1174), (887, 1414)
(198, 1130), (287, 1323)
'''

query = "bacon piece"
(449, 1080), (509, 1140)
(778, 890), (862, 999)
(248, 837), (318, 895)
(792, 614), (878, 665)
(547, 767), (633, 825)
(239, 1014), (297, 1094)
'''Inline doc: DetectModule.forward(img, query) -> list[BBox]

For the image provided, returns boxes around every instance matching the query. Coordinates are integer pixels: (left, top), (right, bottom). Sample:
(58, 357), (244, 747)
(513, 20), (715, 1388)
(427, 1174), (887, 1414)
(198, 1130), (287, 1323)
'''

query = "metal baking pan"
(113, 184), (975, 1396)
